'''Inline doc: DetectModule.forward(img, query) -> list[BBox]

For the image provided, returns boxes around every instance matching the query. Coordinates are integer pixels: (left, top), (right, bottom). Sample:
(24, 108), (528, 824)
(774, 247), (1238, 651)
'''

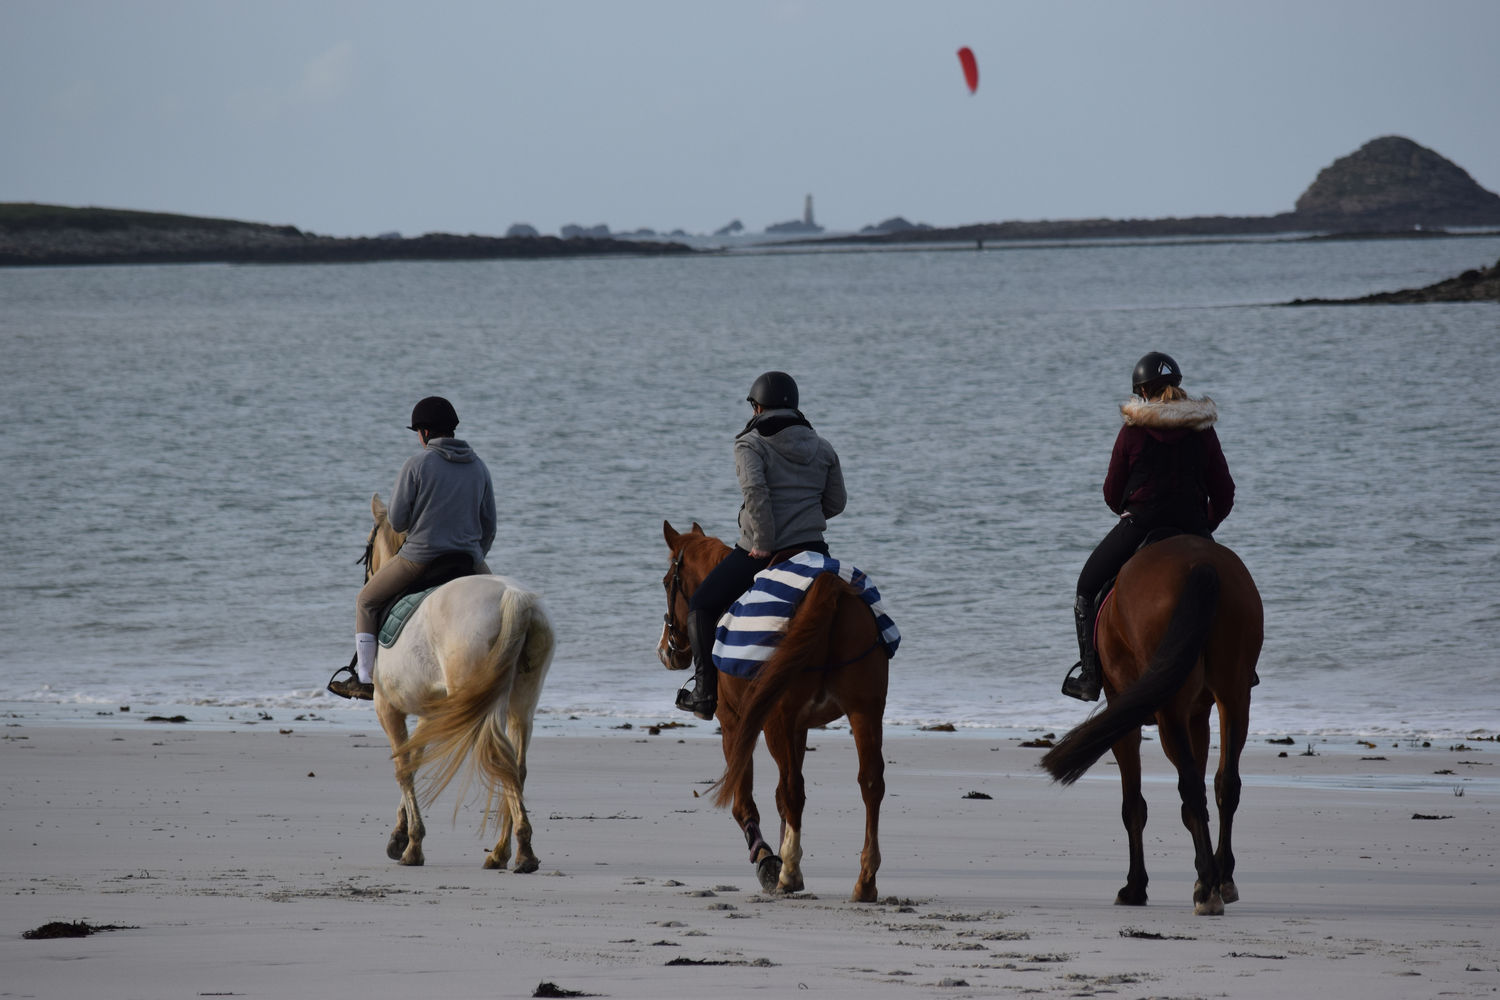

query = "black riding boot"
(674, 610), (719, 720)
(1062, 593), (1102, 702)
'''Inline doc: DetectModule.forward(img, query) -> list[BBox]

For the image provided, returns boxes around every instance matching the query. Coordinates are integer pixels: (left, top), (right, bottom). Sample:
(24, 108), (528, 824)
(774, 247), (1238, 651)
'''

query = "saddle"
(1092, 525), (1213, 610)
(372, 551), (479, 636)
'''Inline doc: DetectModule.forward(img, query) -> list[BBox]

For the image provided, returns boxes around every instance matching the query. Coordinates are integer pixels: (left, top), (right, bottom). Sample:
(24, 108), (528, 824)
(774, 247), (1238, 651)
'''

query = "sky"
(4, 0), (1498, 238)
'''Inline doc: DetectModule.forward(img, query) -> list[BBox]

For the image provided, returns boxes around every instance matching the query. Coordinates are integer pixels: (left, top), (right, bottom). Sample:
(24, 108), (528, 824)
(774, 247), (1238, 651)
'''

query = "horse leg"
(377, 700), (425, 866)
(846, 704), (885, 903)
(764, 713), (806, 894)
(1214, 693), (1249, 904)
(720, 708), (778, 892)
(1158, 719), (1221, 915)
(503, 708), (541, 873)
(483, 708), (529, 871)
(1111, 728), (1149, 906)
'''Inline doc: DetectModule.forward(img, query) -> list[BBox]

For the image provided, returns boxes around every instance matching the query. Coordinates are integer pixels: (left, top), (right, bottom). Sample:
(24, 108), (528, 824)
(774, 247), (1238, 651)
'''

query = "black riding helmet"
(747, 371), (799, 410)
(408, 395), (460, 434)
(1132, 352), (1182, 397)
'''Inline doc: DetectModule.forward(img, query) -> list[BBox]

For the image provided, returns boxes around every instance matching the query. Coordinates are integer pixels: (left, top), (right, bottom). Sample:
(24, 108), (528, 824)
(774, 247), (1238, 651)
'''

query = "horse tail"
(1042, 563), (1220, 786)
(398, 585), (536, 834)
(713, 572), (853, 809)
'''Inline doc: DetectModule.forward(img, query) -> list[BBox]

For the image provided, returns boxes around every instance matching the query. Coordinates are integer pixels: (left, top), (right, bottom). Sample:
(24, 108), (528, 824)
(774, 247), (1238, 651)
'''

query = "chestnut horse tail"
(397, 586), (536, 833)
(712, 573), (854, 809)
(1042, 563), (1220, 786)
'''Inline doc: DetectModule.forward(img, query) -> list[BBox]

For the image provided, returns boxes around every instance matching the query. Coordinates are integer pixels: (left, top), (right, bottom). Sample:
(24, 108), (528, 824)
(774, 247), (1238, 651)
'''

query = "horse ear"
(663, 520), (680, 546)
(691, 521), (704, 535)
(371, 493), (387, 522)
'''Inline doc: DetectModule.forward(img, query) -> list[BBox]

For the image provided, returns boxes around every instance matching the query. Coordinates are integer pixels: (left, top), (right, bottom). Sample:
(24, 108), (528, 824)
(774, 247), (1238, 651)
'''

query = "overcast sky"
(4, 1), (1498, 237)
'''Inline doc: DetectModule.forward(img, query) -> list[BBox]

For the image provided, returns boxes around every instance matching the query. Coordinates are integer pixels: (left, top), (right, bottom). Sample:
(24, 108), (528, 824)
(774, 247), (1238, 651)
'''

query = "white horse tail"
(398, 585), (539, 834)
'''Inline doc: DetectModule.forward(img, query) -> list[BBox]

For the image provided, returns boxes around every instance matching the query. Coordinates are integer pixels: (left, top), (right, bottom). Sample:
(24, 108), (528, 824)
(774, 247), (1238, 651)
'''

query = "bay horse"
(1042, 533), (1262, 914)
(658, 521), (889, 902)
(361, 493), (555, 870)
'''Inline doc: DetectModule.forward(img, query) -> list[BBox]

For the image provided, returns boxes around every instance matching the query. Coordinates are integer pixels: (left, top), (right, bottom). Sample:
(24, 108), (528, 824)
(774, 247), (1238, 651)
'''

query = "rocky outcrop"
(819, 137), (1500, 245)
(860, 216), (931, 235)
(505, 223), (539, 237)
(0, 205), (692, 266)
(1293, 136), (1500, 229)
(1289, 256), (1500, 305)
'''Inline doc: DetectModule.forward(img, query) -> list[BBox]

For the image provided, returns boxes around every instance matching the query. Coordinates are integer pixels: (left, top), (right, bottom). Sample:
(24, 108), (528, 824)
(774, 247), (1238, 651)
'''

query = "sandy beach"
(1, 714), (1495, 999)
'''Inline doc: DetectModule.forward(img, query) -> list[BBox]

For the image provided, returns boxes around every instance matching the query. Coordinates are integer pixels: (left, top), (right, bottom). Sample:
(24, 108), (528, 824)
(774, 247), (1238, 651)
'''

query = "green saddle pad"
(378, 586), (440, 649)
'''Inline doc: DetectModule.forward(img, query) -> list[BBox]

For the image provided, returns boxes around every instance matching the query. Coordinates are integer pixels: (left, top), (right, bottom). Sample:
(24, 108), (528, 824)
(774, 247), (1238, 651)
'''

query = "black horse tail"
(1042, 563), (1220, 786)
(712, 573), (852, 809)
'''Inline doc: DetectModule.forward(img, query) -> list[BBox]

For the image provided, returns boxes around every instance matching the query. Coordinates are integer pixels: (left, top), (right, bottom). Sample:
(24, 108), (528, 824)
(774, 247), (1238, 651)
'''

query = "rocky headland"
(1288, 256), (1500, 305)
(833, 136), (1500, 246)
(0, 204), (693, 267)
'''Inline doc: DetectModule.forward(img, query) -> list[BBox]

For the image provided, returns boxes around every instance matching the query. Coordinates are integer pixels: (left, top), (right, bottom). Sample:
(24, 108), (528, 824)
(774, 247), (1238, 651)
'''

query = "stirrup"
(1061, 660), (1101, 702)
(327, 654), (373, 701)
(327, 677), (374, 701)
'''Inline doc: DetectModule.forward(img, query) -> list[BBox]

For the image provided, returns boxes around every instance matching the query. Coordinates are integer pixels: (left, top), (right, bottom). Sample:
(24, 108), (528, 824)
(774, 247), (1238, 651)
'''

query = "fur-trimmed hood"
(1120, 396), (1218, 433)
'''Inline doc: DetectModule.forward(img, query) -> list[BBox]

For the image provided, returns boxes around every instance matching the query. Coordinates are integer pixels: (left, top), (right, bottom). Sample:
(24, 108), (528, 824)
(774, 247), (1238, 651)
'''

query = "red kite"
(957, 46), (978, 94)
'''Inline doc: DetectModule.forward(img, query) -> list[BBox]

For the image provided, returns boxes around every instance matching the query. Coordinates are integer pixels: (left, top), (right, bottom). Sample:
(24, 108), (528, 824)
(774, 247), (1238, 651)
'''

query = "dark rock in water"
(713, 219), (744, 236)
(860, 216), (930, 234)
(1294, 136), (1500, 229)
(1289, 256), (1500, 305)
(505, 223), (539, 237)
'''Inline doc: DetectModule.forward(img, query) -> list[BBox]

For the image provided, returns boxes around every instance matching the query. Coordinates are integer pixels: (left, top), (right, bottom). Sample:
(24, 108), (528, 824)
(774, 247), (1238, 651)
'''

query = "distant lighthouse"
(803, 194), (815, 227)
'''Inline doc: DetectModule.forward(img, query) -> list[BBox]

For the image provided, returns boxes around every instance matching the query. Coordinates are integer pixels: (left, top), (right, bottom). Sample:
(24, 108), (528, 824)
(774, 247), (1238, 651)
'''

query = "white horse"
(362, 493), (555, 870)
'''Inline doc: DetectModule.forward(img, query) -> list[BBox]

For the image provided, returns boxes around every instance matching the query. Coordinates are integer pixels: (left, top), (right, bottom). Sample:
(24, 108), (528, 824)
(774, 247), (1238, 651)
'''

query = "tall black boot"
(674, 610), (719, 720)
(1061, 593), (1102, 702)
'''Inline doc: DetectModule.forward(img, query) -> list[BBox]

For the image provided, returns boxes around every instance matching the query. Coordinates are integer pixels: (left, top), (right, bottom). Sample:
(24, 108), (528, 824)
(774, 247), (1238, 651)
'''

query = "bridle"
(358, 522), (379, 584)
(661, 547), (692, 664)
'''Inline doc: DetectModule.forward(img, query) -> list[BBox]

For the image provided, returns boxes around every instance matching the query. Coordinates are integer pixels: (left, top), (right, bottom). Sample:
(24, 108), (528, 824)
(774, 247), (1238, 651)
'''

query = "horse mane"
(712, 572), (857, 808)
(1042, 562), (1220, 785)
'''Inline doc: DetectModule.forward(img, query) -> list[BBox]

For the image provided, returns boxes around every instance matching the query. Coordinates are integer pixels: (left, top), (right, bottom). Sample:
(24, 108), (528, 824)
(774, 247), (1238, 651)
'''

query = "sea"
(3, 234), (1498, 740)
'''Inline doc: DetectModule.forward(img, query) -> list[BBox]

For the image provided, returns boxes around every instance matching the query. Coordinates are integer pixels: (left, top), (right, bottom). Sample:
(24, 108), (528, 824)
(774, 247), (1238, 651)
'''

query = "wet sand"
(1, 718), (1495, 998)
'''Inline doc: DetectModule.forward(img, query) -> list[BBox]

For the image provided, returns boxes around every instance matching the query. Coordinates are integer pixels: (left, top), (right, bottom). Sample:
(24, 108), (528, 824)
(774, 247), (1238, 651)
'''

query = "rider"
(675, 372), (847, 719)
(328, 396), (496, 700)
(1062, 353), (1235, 702)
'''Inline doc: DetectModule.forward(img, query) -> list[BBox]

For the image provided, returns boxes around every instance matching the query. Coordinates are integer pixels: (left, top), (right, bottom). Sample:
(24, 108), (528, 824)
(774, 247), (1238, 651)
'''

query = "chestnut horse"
(658, 521), (889, 902)
(362, 494), (555, 870)
(1041, 534), (1262, 915)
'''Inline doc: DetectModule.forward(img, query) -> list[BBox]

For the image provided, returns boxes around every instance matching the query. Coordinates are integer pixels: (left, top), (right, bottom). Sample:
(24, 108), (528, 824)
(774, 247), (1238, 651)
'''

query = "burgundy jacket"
(1102, 397), (1235, 530)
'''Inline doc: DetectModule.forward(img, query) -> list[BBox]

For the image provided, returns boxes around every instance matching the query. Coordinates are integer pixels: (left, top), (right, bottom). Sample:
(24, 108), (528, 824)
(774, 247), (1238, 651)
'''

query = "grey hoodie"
(735, 409), (846, 552)
(387, 437), (496, 565)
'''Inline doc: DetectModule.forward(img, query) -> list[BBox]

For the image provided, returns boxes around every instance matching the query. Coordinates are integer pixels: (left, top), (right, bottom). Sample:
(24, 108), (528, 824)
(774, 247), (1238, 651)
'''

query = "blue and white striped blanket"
(711, 551), (900, 678)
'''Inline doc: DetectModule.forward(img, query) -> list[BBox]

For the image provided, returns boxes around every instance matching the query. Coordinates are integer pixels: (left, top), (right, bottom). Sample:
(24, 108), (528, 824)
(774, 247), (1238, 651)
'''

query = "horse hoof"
(387, 833), (409, 861)
(1220, 880), (1239, 905)
(513, 858), (540, 874)
(482, 856), (502, 870)
(851, 883), (878, 903)
(399, 854), (424, 867)
(1114, 887), (1148, 907)
(777, 872), (805, 894)
(755, 854), (782, 893)
(1194, 891), (1225, 916)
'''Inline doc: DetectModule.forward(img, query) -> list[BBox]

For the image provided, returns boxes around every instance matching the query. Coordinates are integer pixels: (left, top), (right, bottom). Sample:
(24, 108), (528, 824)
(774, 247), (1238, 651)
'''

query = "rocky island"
(834, 136), (1500, 245)
(0, 204), (694, 267)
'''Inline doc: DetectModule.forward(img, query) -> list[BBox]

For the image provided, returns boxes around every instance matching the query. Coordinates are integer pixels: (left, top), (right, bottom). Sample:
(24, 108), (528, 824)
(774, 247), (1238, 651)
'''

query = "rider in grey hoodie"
(329, 396), (495, 701)
(676, 372), (845, 719)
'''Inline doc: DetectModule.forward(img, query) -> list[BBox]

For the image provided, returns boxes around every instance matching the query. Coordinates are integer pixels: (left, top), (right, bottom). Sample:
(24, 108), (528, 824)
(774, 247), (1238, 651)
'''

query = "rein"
(661, 548), (692, 662)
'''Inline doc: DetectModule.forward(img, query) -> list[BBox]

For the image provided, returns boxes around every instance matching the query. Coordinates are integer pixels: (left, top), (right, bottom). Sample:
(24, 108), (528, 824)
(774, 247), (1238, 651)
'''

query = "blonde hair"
(1146, 383), (1189, 403)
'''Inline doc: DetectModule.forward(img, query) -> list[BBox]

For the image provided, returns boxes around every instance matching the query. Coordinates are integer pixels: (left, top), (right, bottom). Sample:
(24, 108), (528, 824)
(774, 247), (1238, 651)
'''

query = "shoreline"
(1, 722), (1494, 998)
(4, 699), (1495, 748)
